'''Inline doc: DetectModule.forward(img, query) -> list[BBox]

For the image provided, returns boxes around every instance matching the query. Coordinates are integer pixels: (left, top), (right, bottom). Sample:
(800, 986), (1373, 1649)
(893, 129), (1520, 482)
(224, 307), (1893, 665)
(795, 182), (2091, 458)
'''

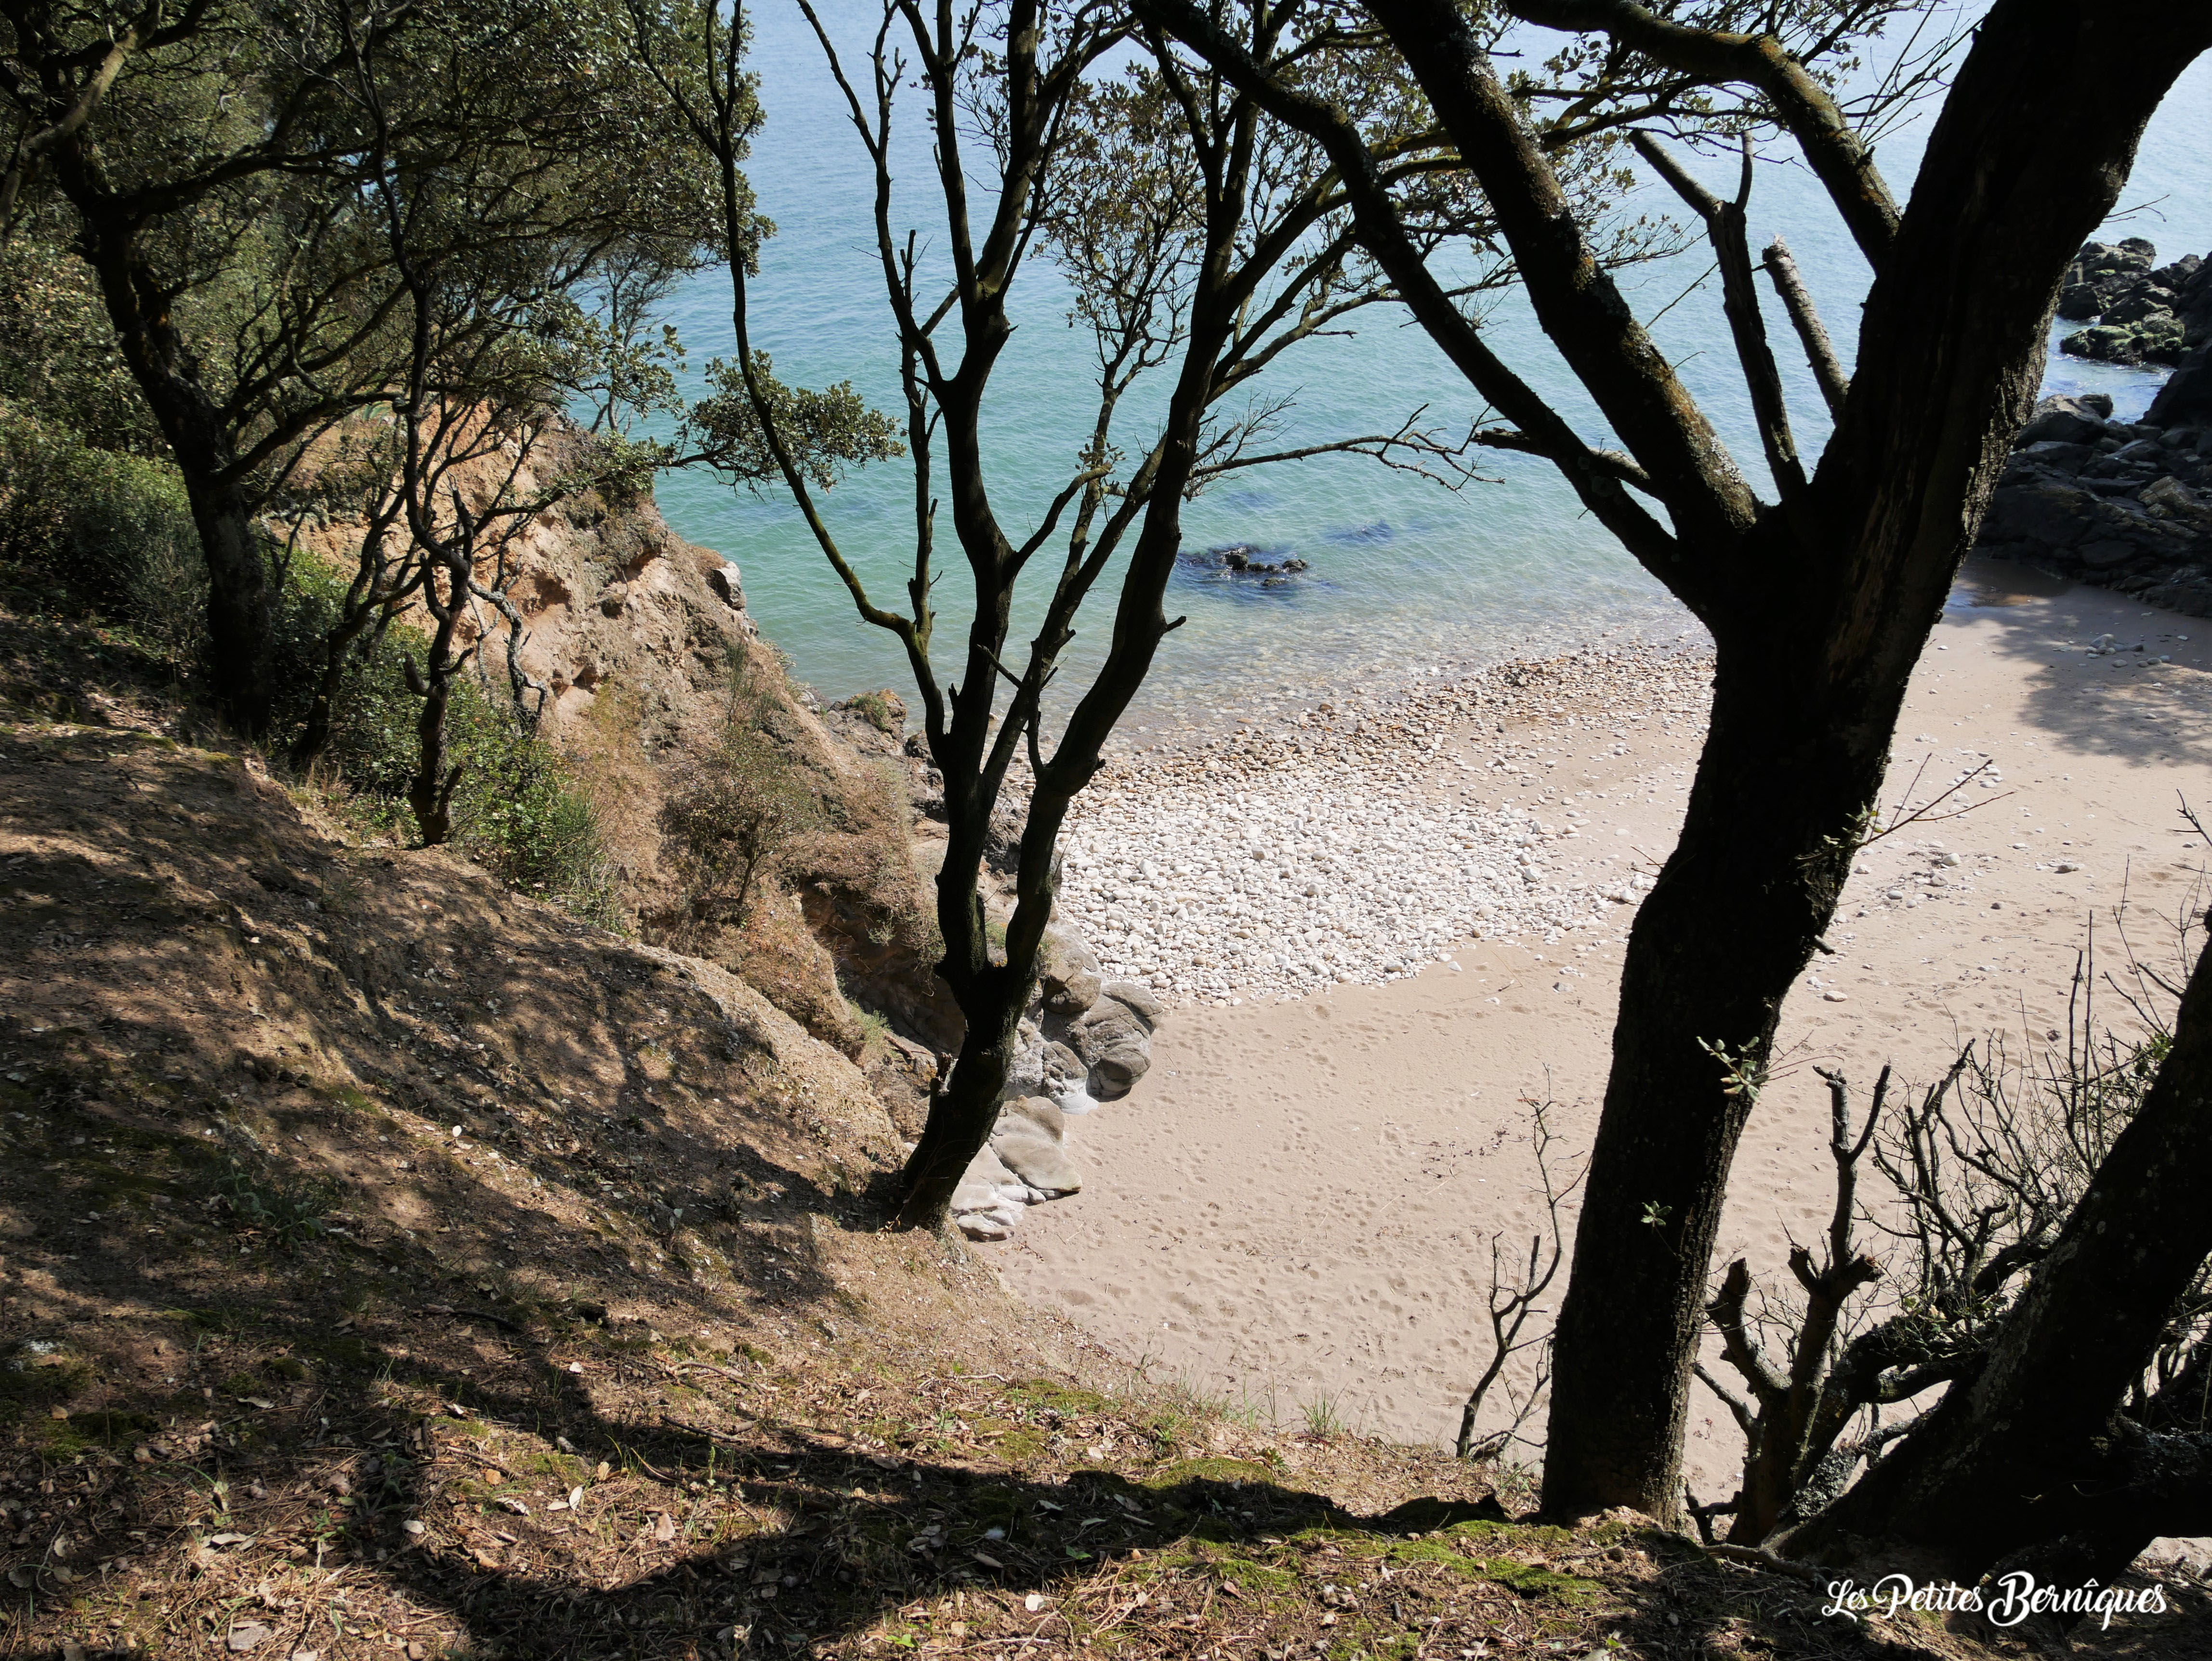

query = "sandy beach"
(999, 556), (2212, 1492)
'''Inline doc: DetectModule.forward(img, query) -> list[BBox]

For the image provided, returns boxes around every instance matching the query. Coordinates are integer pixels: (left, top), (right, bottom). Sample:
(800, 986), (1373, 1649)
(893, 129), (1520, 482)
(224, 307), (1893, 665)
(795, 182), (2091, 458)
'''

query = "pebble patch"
(1055, 645), (1715, 1005)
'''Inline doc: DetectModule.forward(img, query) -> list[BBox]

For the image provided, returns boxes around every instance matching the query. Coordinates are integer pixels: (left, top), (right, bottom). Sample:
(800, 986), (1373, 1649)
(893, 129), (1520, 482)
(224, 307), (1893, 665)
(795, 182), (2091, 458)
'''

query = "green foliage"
(0, 404), (204, 662)
(444, 691), (625, 926)
(848, 687), (903, 734)
(686, 350), (902, 491)
(214, 1164), (337, 1251)
(0, 233), (166, 456)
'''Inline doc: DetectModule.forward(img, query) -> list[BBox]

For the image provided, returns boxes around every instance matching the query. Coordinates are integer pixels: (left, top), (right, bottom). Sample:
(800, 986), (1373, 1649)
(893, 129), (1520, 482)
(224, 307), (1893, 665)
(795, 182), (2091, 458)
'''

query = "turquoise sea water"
(650, 4), (2212, 731)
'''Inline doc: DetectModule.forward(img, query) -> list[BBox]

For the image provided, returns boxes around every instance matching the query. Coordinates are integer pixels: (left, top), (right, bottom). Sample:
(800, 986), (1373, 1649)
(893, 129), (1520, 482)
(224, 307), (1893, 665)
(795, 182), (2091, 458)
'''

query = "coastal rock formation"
(1975, 391), (2212, 610)
(2054, 238), (2212, 368)
(1973, 236), (2212, 607)
(948, 921), (1152, 1241)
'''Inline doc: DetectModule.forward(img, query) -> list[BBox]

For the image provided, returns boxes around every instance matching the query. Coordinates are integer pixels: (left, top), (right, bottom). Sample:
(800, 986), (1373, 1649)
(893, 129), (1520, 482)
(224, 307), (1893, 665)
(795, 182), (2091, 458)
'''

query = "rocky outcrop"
(1975, 390), (2212, 610)
(301, 415), (952, 1079)
(946, 921), (1159, 1242)
(2054, 238), (2212, 368)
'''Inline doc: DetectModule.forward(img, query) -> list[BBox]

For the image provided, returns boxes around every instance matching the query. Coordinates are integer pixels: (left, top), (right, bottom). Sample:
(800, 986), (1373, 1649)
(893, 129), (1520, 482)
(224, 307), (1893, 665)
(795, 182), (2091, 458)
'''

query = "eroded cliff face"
(305, 417), (958, 1095)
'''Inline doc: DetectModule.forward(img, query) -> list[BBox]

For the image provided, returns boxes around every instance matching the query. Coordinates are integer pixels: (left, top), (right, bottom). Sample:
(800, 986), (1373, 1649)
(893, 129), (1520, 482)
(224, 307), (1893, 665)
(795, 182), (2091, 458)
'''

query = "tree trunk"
(1781, 933), (2212, 1582)
(184, 476), (276, 738)
(1542, 630), (1901, 1519)
(407, 663), (460, 846)
(290, 594), (388, 774)
(895, 990), (1023, 1232)
(1538, 0), (2212, 1522)
(71, 214), (276, 736)
(406, 570), (467, 847)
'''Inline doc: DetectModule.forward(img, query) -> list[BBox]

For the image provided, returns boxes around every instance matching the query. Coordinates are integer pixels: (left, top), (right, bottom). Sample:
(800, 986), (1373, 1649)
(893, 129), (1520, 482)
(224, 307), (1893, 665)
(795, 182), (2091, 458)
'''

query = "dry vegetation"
(2, 608), (2207, 1660)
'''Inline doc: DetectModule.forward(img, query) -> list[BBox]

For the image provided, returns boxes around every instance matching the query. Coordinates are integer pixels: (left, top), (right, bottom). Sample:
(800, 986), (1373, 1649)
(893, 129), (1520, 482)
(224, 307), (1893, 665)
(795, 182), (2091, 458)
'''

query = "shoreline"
(1000, 558), (2212, 1479)
(1059, 640), (1715, 1005)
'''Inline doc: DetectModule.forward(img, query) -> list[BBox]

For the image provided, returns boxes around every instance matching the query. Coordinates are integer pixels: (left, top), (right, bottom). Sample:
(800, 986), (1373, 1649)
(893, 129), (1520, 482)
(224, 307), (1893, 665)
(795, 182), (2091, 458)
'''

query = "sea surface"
(649, 2), (2212, 735)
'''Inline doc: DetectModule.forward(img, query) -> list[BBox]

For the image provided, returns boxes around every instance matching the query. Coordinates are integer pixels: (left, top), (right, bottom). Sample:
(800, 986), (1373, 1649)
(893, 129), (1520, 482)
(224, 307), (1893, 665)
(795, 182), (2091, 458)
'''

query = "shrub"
(847, 687), (905, 735)
(0, 403), (204, 663)
(661, 661), (825, 936)
(445, 692), (625, 928)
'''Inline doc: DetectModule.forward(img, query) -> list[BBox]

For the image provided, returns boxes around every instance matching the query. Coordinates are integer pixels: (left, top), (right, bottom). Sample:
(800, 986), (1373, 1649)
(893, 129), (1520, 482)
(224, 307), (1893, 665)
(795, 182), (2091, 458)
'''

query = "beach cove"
(1001, 557), (2212, 1488)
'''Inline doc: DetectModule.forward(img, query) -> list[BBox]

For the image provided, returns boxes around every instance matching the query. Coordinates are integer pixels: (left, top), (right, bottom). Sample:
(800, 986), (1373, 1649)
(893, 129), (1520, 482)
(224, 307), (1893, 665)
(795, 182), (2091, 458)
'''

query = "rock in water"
(2053, 239), (2212, 369)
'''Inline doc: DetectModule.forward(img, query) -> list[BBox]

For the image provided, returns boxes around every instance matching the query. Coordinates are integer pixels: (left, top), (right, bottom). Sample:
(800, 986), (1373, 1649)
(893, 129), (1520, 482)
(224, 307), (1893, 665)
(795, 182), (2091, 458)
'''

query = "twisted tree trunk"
(1539, 0), (2212, 1519)
(76, 219), (276, 736)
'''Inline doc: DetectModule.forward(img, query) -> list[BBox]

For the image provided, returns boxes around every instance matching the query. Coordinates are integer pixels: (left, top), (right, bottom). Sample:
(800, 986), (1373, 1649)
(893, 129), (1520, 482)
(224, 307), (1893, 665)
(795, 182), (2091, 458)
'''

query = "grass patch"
(1143, 1457), (1280, 1490)
(1005, 1380), (1119, 1419)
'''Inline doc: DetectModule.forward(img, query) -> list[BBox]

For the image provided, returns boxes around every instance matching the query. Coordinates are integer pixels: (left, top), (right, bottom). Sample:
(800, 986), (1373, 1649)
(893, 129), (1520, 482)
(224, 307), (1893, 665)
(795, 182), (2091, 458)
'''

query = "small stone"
(1822, 990), (1848, 1002)
(2054, 859), (2081, 873)
(401, 1519), (426, 1536)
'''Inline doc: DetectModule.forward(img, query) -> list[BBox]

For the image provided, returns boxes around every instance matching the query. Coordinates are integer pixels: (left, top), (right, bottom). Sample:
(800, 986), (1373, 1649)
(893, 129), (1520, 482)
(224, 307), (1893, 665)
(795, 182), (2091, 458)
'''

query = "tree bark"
(1544, 625), (1900, 1517)
(1781, 932), (2212, 1581)
(894, 979), (1023, 1232)
(73, 213), (276, 735)
(1536, 0), (2212, 1521)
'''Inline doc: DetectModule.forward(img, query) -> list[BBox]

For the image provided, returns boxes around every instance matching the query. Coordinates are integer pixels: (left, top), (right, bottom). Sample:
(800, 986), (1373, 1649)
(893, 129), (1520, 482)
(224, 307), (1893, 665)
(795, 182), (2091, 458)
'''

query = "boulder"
(2014, 394), (2110, 448)
(1099, 979), (1164, 1024)
(955, 1204), (1020, 1241)
(2013, 439), (2097, 472)
(981, 799), (1025, 874)
(2145, 475), (2212, 525)
(1038, 924), (1103, 1015)
(1072, 995), (1154, 1098)
(1979, 240), (2212, 611)
(1042, 967), (1101, 1016)
(1982, 478), (2099, 548)
(2149, 344), (2212, 428)
(991, 1096), (1082, 1196)
(1003, 1017), (1048, 1097)
(2056, 237), (2159, 319)
(952, 1143), (1022, 1215)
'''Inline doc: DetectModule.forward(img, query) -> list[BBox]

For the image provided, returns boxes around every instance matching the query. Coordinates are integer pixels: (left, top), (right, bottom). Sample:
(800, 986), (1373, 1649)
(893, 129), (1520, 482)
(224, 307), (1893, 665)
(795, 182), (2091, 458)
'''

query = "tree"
(1764, 930), (2212, 1589)
(1134, 0), (2212, 1520)
(279, 4), (673, 843)
(623, 0), (1512, 1228)
(0, 0), (713, 734)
